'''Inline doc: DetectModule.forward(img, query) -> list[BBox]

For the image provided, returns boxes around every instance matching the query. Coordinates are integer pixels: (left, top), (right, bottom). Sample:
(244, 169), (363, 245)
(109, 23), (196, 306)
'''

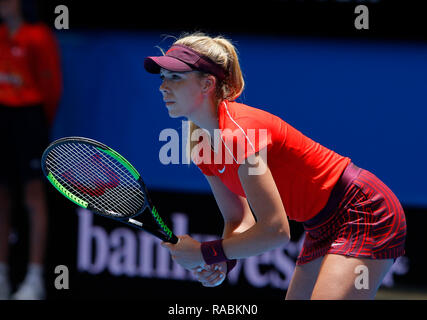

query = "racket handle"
(168, 234), (179, 244)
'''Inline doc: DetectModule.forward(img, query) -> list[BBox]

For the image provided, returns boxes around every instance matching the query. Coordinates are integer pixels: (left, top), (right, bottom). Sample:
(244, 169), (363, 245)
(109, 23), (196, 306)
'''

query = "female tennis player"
(144, 32), (406, 299)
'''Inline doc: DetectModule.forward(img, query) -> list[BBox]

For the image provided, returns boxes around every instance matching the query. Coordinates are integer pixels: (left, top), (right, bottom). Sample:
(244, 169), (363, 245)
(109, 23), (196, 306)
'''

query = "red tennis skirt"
(296, 163), (407, 265)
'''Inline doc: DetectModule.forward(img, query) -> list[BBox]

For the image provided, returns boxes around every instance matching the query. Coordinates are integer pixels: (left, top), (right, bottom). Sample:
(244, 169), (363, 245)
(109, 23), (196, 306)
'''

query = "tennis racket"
(41, 136), (178, 244)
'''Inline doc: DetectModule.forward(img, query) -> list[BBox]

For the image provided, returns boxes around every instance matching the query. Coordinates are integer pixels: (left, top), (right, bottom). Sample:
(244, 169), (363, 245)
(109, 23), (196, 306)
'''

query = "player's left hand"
(161, 234), (204, 269)
(192, 262), (227, 287)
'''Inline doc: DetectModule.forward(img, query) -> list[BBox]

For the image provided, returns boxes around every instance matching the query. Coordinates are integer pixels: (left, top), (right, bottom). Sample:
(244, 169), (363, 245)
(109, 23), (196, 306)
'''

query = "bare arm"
(221, 151), (290, 259)
(204, 174), (256, 239)
(189, 174), (255, 286)
(161, 150), (290, 270)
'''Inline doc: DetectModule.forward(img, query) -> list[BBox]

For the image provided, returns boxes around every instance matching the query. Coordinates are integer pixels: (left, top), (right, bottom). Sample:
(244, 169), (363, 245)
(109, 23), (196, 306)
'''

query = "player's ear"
(201, 74), (217, 95)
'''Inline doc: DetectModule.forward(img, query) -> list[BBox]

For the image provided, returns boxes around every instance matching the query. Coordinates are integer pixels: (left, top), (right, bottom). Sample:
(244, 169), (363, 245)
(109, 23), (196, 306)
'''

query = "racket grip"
(168, 234), (179, 244)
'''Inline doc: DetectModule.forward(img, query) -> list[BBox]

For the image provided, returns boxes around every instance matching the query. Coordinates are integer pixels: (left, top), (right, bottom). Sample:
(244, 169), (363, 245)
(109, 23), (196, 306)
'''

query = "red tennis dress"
(195, 100), (406, 264)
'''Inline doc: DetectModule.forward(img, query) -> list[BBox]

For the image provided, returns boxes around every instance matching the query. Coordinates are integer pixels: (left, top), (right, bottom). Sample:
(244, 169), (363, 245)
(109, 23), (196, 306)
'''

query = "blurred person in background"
(0, 0), (62, 300)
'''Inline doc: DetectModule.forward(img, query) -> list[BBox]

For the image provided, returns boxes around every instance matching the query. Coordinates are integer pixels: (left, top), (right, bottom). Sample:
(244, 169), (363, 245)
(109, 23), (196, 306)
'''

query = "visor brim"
(144, 56), (193, 74)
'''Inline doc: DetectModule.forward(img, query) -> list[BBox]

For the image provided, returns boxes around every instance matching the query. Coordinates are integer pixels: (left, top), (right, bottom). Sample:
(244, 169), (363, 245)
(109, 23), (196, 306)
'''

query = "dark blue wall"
(52, 31), (427, 207)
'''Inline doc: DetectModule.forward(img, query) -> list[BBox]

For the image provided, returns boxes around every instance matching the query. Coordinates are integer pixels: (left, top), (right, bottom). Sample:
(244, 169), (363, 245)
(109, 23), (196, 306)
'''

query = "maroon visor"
(144, 44), (226, 81)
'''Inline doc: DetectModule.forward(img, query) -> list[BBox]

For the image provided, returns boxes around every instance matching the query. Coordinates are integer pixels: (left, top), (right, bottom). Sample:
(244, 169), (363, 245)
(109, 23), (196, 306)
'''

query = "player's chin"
(166, 108), (181, 118)
(167, 112), (181, 118)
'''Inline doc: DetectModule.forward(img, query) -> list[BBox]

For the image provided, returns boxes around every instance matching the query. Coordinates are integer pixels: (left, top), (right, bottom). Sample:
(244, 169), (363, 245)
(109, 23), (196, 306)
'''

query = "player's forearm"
(222, 218), (255, 239)
(221, 218), (290, 260)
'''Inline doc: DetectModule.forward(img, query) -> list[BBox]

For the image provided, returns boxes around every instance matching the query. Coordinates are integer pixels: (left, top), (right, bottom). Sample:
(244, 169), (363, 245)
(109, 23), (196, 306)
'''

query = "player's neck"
(187, 98), (220, 141)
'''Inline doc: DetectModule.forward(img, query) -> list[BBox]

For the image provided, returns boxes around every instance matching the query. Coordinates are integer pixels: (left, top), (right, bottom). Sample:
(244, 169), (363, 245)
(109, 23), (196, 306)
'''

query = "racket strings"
(50, 144), (141, 211)
(51, 143), (144, 214)
(46, 149), (139, 216)
(46, 153), (139, 216)
(45, 143), (144, 217)
(46, 145), (142, 216)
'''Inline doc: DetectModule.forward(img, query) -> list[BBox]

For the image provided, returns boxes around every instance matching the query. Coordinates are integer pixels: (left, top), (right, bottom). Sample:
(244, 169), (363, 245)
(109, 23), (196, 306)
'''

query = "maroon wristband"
(201, 239), (229, 265)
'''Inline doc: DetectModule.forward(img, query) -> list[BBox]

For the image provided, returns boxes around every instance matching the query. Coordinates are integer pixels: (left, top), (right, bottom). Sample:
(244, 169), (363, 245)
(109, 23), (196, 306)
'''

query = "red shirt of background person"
(0, 0), (63, 301)
(0, 21), (62, 125)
